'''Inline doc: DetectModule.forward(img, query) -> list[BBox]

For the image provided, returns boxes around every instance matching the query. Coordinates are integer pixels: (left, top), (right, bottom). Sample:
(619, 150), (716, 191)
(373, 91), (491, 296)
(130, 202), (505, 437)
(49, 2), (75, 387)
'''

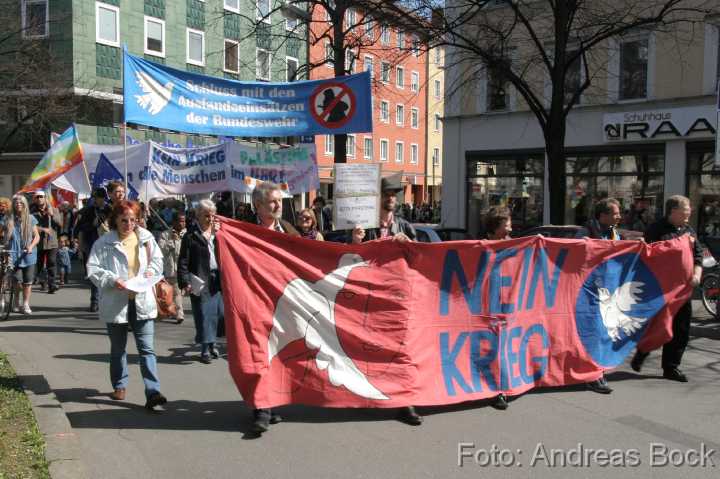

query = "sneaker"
(631, 351), (649, 372)
(21, 305), (32, 315)
(586, 378), (613, 394)
(397, 406), (423, 426)
(210, 345), (220, 359)
(48, 286), (58, 294)
(663, 368), (688, 382)
(252, 409), (271, 433)
(12, 305), (20, 313)
(109, 388), (126, 400)
(200, 354), (212, 364)
(490, 394), (509, 410)
(145, 392), (167, 410)
(176, 316), (184, 325)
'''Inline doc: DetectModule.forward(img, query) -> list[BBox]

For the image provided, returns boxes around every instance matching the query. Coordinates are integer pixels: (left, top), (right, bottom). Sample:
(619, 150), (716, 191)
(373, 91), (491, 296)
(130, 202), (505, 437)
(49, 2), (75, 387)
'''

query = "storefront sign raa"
(603, 106), (716, 143)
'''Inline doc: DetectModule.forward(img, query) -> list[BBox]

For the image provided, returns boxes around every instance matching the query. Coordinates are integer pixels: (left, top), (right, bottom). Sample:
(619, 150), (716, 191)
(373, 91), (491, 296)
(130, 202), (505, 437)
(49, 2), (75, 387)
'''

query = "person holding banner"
(575, 198), (622, 395)
(350, 175), (423, 427)
(178, 200), (224, 364)
(4, 195), (40, 314)
(631, 195), (703, 383)
(246, 182), (299, 433)
(86, 200), (167, 410)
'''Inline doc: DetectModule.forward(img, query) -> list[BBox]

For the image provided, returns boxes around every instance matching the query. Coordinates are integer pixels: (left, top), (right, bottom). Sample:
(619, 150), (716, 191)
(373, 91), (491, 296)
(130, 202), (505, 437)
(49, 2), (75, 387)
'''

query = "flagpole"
(123, 122), (129, 191)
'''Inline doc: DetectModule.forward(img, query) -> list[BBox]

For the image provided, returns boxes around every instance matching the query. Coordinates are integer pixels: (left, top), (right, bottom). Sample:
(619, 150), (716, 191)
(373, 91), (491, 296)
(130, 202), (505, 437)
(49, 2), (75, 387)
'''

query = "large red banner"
(217, 219), (694, 409)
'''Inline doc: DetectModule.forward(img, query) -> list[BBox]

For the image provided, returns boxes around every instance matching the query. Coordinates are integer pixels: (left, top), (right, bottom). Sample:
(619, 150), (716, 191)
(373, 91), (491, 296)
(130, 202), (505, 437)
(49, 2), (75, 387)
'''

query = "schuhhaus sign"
(603, 106), (716, 142)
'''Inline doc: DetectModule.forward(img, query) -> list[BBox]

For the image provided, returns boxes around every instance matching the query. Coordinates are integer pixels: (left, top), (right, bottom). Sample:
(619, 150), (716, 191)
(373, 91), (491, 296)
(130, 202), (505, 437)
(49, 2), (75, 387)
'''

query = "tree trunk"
(545, 123), (567, 225)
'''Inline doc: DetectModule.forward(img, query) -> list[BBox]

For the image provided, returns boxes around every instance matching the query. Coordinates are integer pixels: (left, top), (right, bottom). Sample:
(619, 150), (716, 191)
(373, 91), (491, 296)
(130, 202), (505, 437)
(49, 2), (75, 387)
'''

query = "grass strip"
(0, 352), (50, 479)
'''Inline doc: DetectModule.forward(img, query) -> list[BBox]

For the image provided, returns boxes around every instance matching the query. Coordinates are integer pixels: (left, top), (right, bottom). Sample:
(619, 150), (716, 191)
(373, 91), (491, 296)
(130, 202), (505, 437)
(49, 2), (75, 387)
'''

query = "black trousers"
(37, 248), (57, 288)
(662, 300), (691, 370)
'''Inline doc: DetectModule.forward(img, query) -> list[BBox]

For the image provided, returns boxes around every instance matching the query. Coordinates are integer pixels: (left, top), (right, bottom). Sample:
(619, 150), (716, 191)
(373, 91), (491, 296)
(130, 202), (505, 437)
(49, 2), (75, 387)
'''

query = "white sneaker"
(12, 305), (20, 313)
(21, 305), (32, 315)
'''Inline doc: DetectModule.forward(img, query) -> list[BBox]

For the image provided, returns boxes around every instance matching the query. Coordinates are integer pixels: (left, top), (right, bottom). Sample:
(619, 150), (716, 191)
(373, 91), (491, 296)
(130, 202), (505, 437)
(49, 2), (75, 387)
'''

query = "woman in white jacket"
(87, 200), (167, 410)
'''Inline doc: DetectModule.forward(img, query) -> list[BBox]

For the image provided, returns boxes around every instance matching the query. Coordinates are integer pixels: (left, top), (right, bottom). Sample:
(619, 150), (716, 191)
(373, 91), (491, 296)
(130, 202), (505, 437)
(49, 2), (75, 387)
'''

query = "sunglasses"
(299, 216), (313, 221)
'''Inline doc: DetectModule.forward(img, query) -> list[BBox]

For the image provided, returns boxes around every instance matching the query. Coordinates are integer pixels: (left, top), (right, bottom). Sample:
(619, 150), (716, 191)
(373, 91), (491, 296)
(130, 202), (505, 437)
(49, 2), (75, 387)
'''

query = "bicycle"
(700, 236), (720, 321)
(0, 248), (14, 321)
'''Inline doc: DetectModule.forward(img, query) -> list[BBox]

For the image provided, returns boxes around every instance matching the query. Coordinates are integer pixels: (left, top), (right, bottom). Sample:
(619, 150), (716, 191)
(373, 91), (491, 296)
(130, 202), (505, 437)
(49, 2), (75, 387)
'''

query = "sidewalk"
(1, 282), (719, 479)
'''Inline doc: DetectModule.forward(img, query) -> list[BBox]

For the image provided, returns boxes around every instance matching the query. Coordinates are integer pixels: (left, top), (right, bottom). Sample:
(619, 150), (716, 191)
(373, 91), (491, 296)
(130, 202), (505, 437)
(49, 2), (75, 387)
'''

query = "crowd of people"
(0, 180), (702, 431)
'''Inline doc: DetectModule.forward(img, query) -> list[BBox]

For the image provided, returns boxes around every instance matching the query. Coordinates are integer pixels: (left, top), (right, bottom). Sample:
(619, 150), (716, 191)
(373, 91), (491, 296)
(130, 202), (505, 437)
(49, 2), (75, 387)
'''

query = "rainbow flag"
(19, 125), (84, 193)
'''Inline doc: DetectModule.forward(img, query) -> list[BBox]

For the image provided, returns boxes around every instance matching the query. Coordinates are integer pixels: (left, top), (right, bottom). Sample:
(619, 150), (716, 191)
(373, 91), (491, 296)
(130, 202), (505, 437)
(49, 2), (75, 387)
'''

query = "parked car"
(413, 224), (472, 243)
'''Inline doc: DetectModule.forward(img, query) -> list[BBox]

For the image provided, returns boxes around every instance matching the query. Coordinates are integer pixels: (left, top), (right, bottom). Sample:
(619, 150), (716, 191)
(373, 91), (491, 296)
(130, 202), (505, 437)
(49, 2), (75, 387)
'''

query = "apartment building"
(308, 4), (428, 205)
(442, 2), (720, 239)
(0, 0), (308, 197)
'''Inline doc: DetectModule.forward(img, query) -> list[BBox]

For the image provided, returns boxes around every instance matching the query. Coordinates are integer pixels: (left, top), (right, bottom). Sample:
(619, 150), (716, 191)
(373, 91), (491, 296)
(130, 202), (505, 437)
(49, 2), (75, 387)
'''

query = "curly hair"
(108, 200), (142, 230)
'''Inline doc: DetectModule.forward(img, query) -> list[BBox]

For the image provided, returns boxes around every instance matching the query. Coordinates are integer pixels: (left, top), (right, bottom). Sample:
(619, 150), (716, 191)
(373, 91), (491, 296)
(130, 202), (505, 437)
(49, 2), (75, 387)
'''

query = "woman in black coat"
(178, 200), (223, 364)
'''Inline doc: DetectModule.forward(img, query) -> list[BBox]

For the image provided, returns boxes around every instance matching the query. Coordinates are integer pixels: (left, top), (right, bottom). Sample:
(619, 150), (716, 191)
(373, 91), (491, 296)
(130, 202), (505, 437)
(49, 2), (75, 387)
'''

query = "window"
(187, 29), (205, 66)
(434, 113), (441, 131)
(364, 137), (373, 160)
(411, 108), (418, 128)
(257, 0), (270, 22)
(434, 79), (441, 98)
(347, 134), (356, 157)
(22, 0), (48, 39)
(285, 15), (299, 31)
(224, 0), (240, 14)
(325, 40), (334, 68)
(96, 2), (119, 47)
(396, 66), (405, 88)
(325, 135), (334, 155)
(619, 37), (648, 100)
(286, 56), (299, 81)
(144, 17), (165, 57)
(381, 62), (390, 83)
(381, 24), (390, 45)
(396, 104), (404, 126)
(397, 30), (404, 49)
(364, 55), (374, 78)
(345, 49), (356, 73)
(411, 36), (421, 57)
(256, 48), (271, 80)
(432, 147), (440, 166)
(410, 144), (418, 164)
(346, 8), (356, 28)
(487, 62), (510, 111)
(365, 16), (373, 37)
(435, 48), (441, 64)
(395, 141), (404, 163)
(411, 71), (419, 92)
(380, 139), (389, 162)
(380, 100), (389, 122)
(224, 39), (239, 73)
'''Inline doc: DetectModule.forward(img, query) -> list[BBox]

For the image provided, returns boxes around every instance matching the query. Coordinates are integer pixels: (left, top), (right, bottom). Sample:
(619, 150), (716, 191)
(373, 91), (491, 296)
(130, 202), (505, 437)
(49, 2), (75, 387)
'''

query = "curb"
(0, 337), (89, 479)
(691, 320), (720, 340)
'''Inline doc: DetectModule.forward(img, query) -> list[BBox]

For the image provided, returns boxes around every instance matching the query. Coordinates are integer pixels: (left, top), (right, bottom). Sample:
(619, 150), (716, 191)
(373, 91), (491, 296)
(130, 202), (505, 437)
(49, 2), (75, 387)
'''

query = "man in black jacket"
(350, 174), (422, 426)
(75, 188), (110, 311)
(575, 198), (622, 394)
(631, 195), (703, 382)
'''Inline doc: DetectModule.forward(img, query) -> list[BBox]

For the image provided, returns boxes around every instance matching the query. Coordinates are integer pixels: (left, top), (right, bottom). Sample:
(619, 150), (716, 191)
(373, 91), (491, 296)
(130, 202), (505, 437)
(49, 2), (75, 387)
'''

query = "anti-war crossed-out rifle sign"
(123, 50), (372, 137)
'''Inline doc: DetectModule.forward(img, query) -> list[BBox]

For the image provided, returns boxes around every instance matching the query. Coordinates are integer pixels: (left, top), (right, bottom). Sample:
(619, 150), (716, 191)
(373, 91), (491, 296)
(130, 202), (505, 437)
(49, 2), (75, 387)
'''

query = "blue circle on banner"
(575, 253), (665, 367)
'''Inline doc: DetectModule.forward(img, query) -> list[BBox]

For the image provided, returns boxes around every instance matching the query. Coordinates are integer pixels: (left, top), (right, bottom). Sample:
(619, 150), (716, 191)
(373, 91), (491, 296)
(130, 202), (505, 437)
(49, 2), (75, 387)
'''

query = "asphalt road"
(1, 282), (719, 479)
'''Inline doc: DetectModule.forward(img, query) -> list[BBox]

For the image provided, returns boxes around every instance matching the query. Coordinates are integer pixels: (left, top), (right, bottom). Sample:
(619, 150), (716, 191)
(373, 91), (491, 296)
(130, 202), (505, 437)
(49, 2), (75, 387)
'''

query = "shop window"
(619, 38), (648, 100)
(687, 147), (720, 239)
(466, 155), (545, 238)
(565, 151), (664, 230)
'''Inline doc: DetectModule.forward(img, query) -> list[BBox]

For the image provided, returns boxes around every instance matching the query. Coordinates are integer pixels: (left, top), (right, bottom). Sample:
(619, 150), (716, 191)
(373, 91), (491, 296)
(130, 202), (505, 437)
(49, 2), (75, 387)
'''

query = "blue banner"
(92, 153), (139, 200)
(123, 50), (372, 137)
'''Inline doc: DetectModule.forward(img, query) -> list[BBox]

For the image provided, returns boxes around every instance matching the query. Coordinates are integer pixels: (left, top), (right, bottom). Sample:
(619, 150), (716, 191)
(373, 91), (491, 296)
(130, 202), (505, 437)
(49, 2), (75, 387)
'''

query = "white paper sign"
(333, 164), (381, 229)
(125, 274), (163, 293)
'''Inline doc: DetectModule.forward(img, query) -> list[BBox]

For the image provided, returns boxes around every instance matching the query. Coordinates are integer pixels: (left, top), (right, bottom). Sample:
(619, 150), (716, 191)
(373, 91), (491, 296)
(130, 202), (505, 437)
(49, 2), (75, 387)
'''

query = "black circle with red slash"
(310, 81), (357, 129)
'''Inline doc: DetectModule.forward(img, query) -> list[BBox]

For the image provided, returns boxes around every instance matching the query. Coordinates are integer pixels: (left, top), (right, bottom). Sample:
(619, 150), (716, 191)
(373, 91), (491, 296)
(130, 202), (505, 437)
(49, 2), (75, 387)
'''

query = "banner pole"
(123, 122), (129, 190)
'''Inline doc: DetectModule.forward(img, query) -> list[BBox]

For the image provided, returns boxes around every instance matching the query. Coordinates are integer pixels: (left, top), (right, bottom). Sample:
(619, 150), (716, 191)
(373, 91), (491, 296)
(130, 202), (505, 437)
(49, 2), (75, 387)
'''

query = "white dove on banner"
(597, 281), (648, 342)
(268, 253), (389, 400)
(134, 71), (174, 115)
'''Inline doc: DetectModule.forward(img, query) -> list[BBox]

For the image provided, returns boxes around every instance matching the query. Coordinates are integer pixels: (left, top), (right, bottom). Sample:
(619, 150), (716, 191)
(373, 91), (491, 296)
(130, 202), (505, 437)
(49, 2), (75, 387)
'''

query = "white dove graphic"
(597, 281), (647, 342)
(268, 253), (389, 400)
(134, 71), (174, 115)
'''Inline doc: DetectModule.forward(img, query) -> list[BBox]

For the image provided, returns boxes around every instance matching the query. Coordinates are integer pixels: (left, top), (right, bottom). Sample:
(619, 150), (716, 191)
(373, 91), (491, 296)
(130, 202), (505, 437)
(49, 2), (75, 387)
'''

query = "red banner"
(217, 219), (694, 409)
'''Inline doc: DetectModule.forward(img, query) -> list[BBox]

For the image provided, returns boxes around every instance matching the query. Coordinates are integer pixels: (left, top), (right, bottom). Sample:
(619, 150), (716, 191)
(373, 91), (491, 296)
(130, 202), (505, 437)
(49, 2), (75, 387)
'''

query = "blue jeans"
(106, 300), (161, 398)
(190, 293), (221, 352)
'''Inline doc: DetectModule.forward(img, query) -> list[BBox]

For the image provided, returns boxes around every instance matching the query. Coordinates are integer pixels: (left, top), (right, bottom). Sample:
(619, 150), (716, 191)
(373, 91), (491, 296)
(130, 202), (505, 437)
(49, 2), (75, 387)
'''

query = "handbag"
(144, 242), (177, 319)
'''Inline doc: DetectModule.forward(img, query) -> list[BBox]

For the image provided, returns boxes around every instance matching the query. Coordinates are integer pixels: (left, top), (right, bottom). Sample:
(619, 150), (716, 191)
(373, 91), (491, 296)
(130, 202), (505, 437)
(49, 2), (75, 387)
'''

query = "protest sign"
(332, 164), (381, 230)
(217, 221), (694, 409)
(123, 50), (372, 137)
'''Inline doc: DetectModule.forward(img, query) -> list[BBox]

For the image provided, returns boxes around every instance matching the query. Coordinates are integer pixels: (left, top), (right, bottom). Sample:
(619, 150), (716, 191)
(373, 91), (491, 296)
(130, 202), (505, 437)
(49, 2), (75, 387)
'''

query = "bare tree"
(0, 1), (79, 155)
(385, 0), (717, 223)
